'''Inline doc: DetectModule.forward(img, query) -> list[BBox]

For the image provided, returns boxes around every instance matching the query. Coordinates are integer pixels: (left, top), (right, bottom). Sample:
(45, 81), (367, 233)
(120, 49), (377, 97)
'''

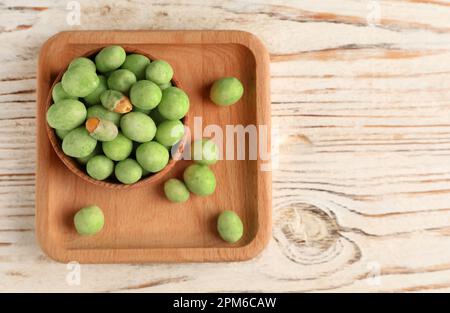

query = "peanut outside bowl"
(45, 47), (189, 189)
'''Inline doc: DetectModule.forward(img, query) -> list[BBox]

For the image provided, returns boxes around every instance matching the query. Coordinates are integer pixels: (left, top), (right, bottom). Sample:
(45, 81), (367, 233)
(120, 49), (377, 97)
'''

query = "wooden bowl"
(45, 47), (189, 189)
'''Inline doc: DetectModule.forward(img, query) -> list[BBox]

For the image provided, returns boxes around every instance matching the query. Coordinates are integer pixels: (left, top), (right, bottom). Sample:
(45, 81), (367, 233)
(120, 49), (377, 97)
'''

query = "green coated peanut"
(46, 99), (87, 131)
(74, 205), (104, 236)
(145, 60), (173, 85)
(100, 90), (132, 113)
(86, 117), (118, 142)
(61, 66), (100, 97)
(210, 77), (244, 106)
(107, 69), (137, 94)
(135, 141), (169, 173)
(164, 178), (190, 203)
(157, 87), (189, 121)
(183, 164), (216, 196)
(95, 45), (126, 73)
(86, 155), (114, 180)
(217, 210), (244, 243)
(121, 54), (150, 80)
(115, 158), (142, 184)
(62, 127), (97, 158)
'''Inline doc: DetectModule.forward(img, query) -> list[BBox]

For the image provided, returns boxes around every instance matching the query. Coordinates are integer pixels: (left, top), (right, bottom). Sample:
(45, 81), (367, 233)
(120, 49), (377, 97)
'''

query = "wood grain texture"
(1, 0), (450, 292)
(36, 30), (271, 263)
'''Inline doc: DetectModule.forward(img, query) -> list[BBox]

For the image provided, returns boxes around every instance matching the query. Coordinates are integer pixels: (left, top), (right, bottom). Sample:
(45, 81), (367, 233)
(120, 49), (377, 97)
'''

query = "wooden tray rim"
(35, 30), (271, 263)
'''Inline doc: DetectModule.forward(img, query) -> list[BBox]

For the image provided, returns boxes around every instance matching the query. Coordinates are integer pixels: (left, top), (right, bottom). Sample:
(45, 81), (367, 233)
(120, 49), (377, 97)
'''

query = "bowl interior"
(45, 47), (189, 189)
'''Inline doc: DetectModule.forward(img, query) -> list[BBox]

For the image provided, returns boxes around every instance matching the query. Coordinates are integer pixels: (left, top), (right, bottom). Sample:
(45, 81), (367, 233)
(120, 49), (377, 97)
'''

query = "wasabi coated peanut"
(84, 75), (108, 106)
(74, 205), (104, 236)
(47, 99), (87, 130)
(164, 178), (190, 203)
(77, 144), (101, 165)
(121, 54), (150, 80)
(120, 112), (156, 143)
(107, 69), (137, 94)
(155, 120), (185, 147)
(191, 139), (219, 165)
(217, 210), (244, 243)
(86, 155), (114, 180)
(52, 82), (77, 102)
(158, 87), (190, 121)
(62, 127), (97, 158)
(85, 117), (118, 142)
(68, 57), (96, 72)
(210, 77), (244, 106)
(95, 45), (126, 73)
(55, 128), (70, 140)
(102, 132), (133, 161)
(61, 66), (100, 97)
(87, 104), (121, 126)
(129, 80), (162, 110)
(183, 164), (216, 196)
(115, 158), (142, 184)
(145, 60), (173, 85)
(136, 141), (169, 173)
(100, 90), (132, 113)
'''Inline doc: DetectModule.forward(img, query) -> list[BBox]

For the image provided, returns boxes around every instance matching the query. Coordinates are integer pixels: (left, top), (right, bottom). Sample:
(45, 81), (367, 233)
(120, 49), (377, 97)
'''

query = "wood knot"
(274, 204), (342, 265)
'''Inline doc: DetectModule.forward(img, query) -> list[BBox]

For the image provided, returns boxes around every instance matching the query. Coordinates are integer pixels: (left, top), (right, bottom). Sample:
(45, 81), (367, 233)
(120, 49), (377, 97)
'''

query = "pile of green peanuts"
(47, 45), (190, 185)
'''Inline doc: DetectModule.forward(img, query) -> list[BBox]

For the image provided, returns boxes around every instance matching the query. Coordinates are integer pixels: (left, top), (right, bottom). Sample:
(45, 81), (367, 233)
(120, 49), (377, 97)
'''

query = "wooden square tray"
(36, 30), (271, 263)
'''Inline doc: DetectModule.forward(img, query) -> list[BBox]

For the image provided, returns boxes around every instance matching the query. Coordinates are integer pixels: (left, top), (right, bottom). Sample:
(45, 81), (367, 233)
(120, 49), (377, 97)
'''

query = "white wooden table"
(1, 0), (450, 292)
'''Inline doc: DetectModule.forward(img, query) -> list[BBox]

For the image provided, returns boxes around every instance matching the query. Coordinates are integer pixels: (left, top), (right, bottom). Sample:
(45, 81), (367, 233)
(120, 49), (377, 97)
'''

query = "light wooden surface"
(1, 0), (450, 292)
(36, 30), (271, 263)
